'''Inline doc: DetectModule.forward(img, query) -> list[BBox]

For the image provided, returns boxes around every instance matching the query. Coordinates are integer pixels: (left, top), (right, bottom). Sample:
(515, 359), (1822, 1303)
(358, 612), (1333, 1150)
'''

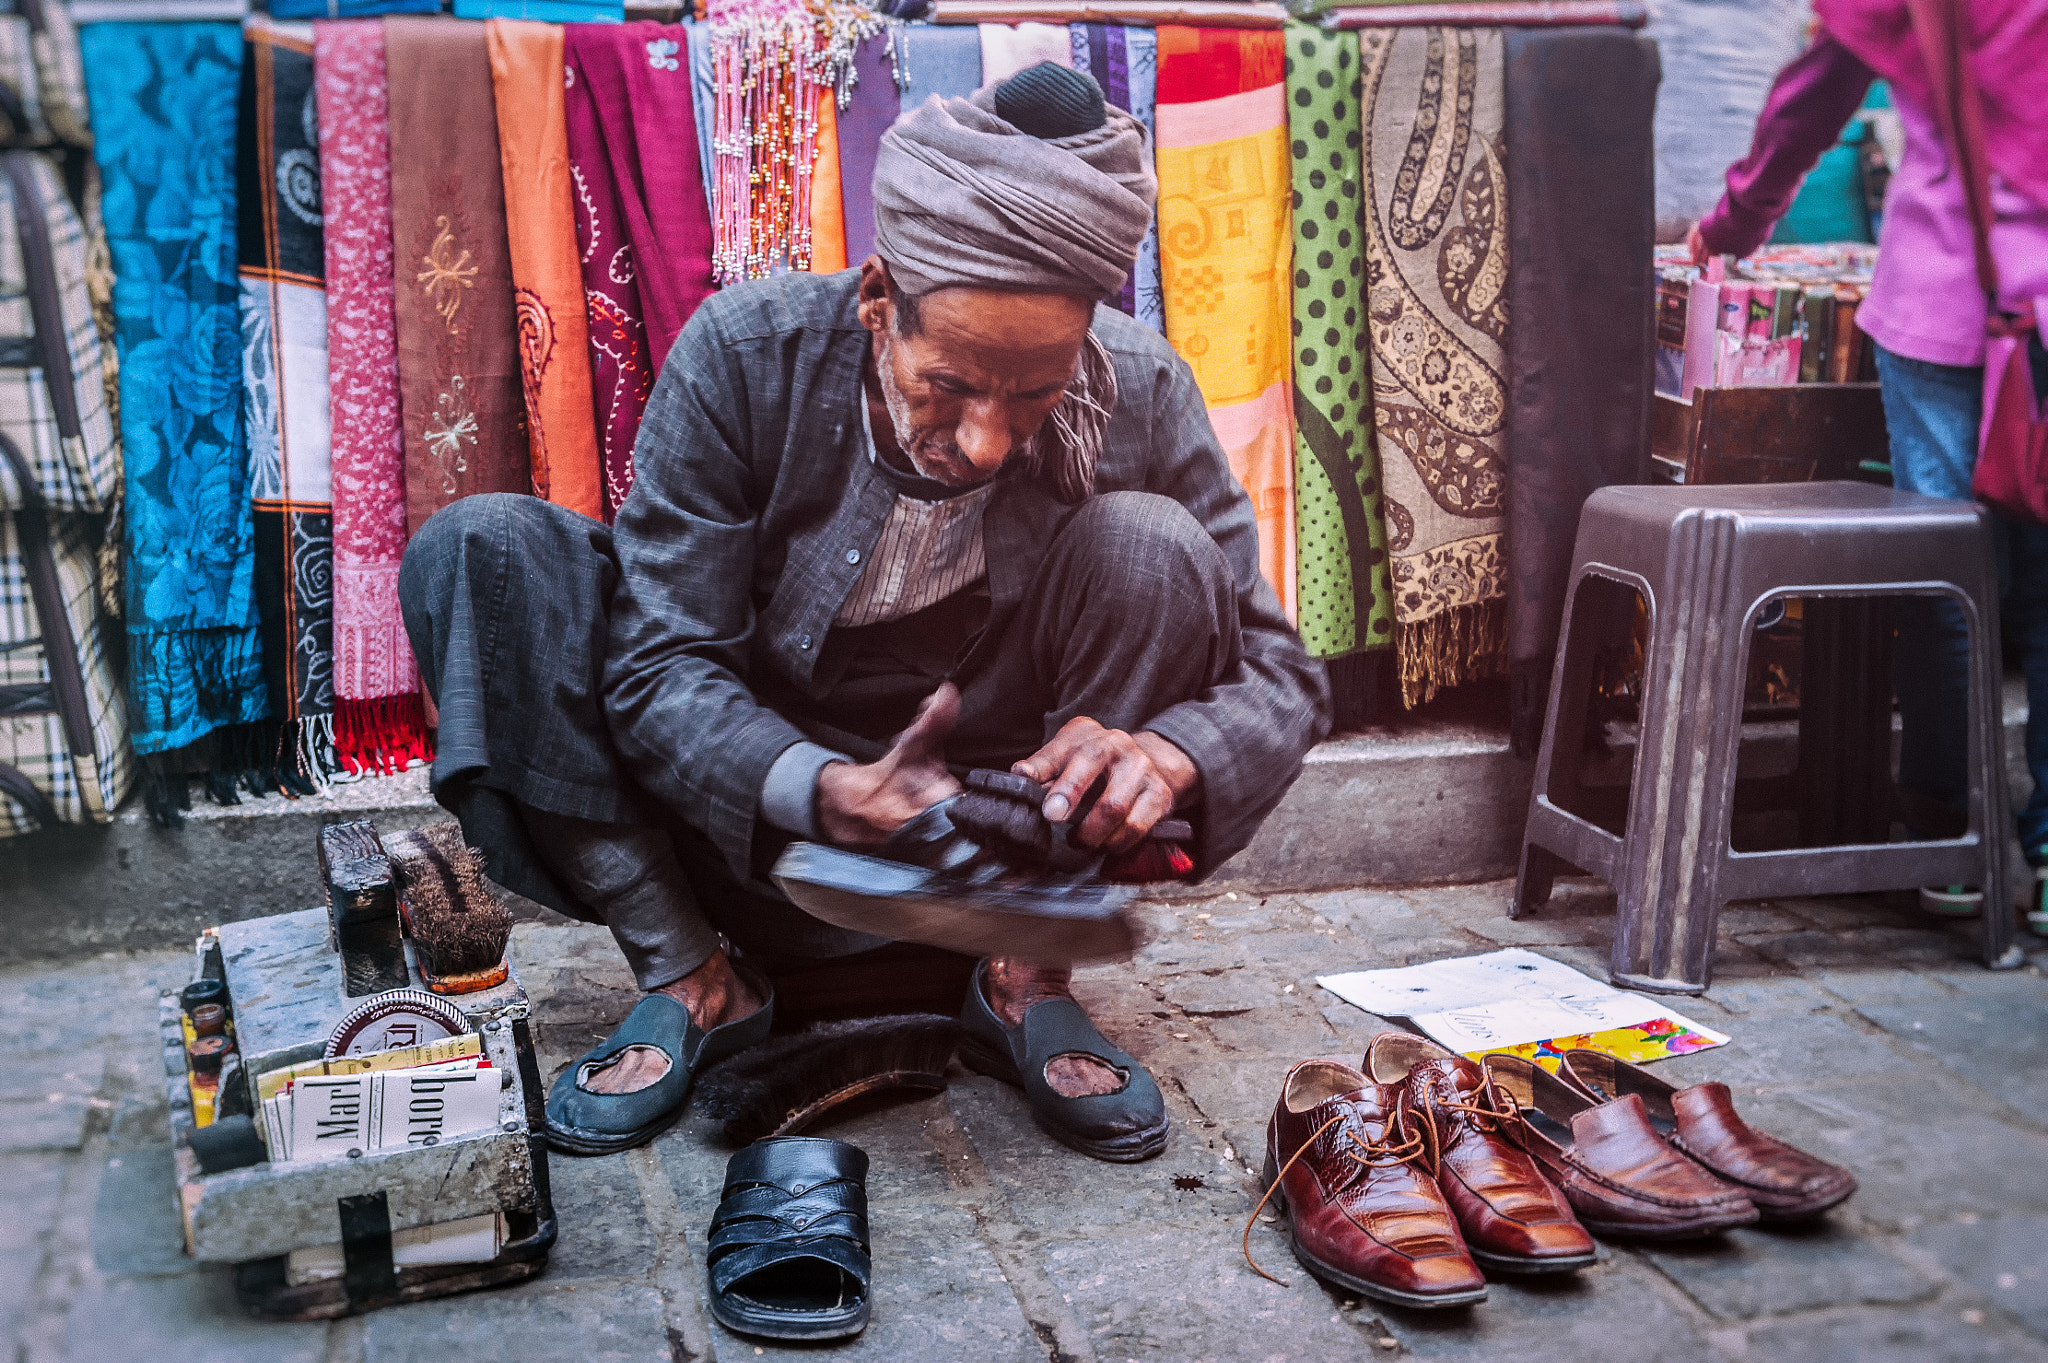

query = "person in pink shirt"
(1694, 0), (2048, 931)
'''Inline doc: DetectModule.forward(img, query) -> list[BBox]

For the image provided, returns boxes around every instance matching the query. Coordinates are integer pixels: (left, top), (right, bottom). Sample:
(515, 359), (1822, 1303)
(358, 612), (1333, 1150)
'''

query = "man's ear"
(856, 256), (894, 337)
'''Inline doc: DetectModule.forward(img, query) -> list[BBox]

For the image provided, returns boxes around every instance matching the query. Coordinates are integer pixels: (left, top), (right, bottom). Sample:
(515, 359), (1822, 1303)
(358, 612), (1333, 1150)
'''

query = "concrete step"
(2, 679), (2031, 961)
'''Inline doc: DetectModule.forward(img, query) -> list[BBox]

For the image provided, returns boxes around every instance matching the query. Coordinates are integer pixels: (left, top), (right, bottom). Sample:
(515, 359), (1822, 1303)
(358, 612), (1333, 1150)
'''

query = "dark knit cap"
(993, 62), (1108, 140)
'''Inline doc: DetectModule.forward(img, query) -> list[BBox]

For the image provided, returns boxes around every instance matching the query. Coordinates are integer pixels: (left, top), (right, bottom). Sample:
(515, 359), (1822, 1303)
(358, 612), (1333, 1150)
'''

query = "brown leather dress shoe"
(1252, 1058), (1488, 1310)
(1479, 1054), (1758, 1240)
(1365, 1034), (1597, 1275)
(1556, 1049), (1856, 1222)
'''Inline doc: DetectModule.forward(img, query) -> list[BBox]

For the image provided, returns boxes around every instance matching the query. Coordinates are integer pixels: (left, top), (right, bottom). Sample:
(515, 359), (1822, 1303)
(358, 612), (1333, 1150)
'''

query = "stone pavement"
(9, 878), (2048, 1363)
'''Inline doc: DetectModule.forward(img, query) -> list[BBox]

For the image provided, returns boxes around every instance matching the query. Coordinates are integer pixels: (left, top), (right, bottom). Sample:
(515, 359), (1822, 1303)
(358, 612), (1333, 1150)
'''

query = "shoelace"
(1436, 1072), (1526, 1138)
(1240, 1105), (1429, 1285)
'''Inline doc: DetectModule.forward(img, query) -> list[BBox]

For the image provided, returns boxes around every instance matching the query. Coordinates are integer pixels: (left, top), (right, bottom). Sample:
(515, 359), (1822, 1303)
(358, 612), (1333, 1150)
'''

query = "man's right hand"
(814, 683), (964, 846)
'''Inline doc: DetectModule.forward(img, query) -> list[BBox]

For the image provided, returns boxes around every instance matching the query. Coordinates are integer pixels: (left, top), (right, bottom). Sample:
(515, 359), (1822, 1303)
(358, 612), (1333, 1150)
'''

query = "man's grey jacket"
(601, 271), (1330, 880)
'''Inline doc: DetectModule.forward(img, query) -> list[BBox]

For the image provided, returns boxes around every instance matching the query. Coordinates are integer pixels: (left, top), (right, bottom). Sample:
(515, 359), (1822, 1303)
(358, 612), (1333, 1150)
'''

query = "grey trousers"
(399, 490), (1240, 991)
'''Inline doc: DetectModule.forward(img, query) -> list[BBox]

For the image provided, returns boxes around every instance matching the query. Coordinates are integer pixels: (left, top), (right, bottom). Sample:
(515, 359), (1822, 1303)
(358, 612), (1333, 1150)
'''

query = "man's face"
(859, 263), (1093, 489)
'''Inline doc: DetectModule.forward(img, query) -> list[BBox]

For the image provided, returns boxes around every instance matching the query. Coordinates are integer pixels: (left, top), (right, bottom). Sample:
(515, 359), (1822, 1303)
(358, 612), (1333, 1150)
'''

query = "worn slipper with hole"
(707, 1137), (872, 1341)
(545, 967), (774, 1156)
(958, 960), (1168, 1162)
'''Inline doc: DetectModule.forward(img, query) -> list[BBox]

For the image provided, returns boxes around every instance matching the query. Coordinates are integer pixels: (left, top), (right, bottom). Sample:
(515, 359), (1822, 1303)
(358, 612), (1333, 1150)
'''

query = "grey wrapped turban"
(872, 83), (1158, 301)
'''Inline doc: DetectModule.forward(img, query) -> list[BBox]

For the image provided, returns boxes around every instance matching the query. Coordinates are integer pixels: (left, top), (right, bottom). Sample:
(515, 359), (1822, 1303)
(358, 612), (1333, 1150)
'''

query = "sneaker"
(2029, 866), (2048, 939)
(1918, 885), (1984, 918)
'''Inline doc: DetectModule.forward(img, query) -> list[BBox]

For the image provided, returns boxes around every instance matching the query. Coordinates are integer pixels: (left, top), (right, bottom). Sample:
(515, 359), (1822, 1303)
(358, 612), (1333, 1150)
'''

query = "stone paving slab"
(7, 878), (2048, 1362)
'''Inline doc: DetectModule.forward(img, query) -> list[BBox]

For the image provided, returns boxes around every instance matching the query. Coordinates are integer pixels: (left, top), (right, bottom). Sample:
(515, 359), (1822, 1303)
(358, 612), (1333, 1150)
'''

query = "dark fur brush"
(384, 821), (513, 991)
(692, 1014), (963, 1145)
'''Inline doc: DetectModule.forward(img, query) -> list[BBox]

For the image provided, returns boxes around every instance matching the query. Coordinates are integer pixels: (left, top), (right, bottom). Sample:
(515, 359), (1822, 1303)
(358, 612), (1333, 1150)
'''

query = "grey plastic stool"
(1513, 482), (2023, 994)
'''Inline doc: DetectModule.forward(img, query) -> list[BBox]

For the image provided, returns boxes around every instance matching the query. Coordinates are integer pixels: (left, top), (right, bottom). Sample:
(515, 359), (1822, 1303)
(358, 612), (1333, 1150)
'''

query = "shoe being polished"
(1249, 1058), (1488, 1310)
(1479, 1054), (1757, 1240)
(1364, 1033), (1596, 1275)
(1556, 1049), (1856, 1222)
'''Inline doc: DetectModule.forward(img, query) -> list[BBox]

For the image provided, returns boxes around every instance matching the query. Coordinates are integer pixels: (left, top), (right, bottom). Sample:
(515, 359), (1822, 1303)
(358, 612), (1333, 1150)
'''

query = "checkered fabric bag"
(0, 148), (127, 835)
(0, 153), (114, 514)
(0, 492), (127, 833)
(0, 0), (89, 150)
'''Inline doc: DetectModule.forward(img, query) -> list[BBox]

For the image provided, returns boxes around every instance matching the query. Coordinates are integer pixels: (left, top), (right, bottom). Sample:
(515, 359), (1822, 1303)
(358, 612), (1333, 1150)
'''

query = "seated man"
(398, 65), (1328, 1163)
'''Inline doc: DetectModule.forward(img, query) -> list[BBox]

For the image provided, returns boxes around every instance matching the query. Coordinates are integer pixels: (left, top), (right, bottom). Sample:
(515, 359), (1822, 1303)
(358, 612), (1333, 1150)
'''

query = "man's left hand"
(1012, 719), (1199, 853)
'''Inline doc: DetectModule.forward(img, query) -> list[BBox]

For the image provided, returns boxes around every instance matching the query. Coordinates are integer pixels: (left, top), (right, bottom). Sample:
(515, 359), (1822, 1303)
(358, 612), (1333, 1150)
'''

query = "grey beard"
(877, 332), (969, 483)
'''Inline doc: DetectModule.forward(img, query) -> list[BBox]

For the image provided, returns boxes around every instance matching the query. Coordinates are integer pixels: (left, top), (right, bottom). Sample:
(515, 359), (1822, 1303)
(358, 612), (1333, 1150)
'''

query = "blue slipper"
(958, 961), (1167, 1162)
(546, 968), (774, 1156)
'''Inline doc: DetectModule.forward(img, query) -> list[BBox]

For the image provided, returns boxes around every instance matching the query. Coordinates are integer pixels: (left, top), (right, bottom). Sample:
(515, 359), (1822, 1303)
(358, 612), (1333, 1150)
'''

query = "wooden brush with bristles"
(691, 1014), (963, 1145)
(384, 822), (513, 995)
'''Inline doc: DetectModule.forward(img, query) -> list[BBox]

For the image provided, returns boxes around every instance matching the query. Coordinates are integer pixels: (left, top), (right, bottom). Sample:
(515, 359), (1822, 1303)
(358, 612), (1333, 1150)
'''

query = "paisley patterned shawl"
(562, 21), (715, 521)
(1358, 23), (1508, 706)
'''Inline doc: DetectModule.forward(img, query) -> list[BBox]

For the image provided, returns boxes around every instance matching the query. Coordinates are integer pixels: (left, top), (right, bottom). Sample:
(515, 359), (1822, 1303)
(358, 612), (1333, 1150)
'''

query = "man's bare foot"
(984, 956), (1125, 1099)
(579, 950), (765, 1097)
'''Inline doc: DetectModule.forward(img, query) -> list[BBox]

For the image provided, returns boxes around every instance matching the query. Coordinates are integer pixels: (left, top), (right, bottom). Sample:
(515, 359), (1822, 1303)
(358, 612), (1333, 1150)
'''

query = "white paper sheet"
(1316, 948), (1626, 1017)
(1317, 949), (1731, 1057)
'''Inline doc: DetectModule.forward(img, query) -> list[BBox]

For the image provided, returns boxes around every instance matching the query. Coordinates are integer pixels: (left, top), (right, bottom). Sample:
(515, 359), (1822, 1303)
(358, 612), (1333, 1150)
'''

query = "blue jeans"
(1876, 343), (2048, 857)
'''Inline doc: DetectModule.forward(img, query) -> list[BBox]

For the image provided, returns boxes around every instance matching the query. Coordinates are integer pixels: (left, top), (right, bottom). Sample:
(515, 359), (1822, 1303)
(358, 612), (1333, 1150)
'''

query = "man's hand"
(815, 684), (964, 846)
(1013, 719), (1199, 853)
(1686, 222), (1709, 267)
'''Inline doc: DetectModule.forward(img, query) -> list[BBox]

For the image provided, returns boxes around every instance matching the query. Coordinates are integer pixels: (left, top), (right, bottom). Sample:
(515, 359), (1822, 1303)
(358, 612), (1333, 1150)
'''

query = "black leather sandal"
(544, 966), (774, 1156)
(707, 1137), (872, 1341)
(958, 959), (1169, 1162)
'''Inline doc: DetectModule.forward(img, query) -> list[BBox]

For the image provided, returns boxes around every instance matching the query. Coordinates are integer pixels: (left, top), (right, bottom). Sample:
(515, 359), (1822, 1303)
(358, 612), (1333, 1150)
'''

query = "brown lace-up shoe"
(1556, 1049), (1856, 1222)
(1479, 1054), (1758, 1240)
(1365, 1034), (1597, 1275)
(1249, 1058), (1488, 1310)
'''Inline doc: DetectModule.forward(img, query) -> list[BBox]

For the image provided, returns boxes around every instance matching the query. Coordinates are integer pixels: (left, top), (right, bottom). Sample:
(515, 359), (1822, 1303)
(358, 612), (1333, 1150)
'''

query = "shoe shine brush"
(384, 822), (515, 994)
(691, 1014), (963, 1145)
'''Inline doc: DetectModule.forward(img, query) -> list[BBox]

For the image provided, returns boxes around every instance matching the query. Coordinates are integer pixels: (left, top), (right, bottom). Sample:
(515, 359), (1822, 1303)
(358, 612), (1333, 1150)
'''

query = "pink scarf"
(314, 19), (430, 775)
(1817, 0), (2048, 205)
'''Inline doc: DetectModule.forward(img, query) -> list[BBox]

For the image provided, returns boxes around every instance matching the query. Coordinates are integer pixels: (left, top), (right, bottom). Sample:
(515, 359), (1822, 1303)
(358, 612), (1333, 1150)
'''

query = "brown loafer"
(1365, 1034), (1597, 1275)
(1556, 1049), (1856, 1222)
(1479, 1054), (1758, 1241)
(1252, 1058), (1488, 1310)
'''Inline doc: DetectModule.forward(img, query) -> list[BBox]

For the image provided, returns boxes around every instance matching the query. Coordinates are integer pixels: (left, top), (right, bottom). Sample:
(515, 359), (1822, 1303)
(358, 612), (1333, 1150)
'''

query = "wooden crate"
(1651, 384), (1888, 485)
(162, 910), (555, 1319)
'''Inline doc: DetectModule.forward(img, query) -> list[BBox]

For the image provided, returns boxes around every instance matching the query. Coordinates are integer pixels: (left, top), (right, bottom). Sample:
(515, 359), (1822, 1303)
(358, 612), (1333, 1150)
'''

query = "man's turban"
(871, 68), (1158, 301)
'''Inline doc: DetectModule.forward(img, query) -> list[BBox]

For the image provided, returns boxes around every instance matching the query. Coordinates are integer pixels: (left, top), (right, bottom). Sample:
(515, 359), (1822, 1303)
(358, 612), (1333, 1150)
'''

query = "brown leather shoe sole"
(1259, 1153), (1489, 1310)
(1466, 1243), (1599, 1275)
(1573, 1204), (1758, 1241)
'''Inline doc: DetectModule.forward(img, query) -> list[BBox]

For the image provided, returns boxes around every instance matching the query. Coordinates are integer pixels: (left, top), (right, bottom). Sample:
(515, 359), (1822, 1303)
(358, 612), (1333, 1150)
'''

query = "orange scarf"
(487, 18), (603, 519)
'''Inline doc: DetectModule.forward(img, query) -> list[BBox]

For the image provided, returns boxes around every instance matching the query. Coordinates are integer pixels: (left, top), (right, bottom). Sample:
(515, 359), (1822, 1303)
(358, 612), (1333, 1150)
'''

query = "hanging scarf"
(810, 92), (848, 273)
(487, 18), (603, 521)
(565, 21), (716, 518)
(1286, 23), (1394, 667)
(1156, 25), (1295, 616)
(898, 21), (981, 115)
(1070, 23), (1132, 321)
(1358, 24), (1508, 705)
(315, 17), (430, 776)
(687, 17), (717, 202)
(240, 15), (337, 788)
(834, 31), (900, 268)
(270, 0), (437, 16)
(1502, 25), (1656, 753)
(82, 21), (266, 756)
(1122, 27), (1164, 334)
(384, 15), (528, 539)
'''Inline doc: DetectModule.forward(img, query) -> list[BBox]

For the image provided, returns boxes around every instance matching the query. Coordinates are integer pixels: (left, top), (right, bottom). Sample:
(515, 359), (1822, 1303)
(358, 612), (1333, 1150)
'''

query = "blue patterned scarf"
(82, 21), (267, 754)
